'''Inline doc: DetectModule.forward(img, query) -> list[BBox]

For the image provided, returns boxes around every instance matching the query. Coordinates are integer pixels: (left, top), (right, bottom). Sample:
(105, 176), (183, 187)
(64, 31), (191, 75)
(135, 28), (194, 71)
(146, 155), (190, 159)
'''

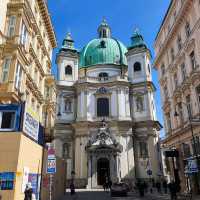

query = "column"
(87, 154), (92, 189)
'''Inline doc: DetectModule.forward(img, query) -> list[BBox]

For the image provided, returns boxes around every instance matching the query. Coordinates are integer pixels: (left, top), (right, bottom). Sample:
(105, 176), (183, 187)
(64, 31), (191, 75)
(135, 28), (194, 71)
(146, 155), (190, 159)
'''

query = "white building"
(55, 20), (162, 188)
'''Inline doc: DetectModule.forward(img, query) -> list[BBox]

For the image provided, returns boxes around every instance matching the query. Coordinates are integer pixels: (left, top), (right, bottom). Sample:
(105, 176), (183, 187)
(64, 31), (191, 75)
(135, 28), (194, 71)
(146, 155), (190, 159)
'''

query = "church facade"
(55, 20), (162, 188)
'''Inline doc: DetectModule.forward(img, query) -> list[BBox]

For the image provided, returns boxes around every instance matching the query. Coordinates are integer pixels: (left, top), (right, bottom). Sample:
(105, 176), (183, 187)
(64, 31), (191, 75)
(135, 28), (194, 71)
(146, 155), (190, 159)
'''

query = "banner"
(23, 105), (39, 141)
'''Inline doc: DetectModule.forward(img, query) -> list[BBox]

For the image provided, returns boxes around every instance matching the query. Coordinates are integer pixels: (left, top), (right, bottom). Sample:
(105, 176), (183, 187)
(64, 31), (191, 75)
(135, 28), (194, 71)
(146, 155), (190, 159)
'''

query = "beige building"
(154, 0), (200, 193)
(0, 0), (57, 199)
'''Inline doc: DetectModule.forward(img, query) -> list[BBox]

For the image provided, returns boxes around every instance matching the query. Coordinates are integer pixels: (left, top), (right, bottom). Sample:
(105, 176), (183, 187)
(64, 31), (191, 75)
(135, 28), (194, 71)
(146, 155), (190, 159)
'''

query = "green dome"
(79, 38), (127, 68)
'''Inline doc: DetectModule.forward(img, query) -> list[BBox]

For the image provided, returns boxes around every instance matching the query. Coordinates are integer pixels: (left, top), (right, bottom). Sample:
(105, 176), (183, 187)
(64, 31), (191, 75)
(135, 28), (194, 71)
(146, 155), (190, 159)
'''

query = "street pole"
(49, 174), (53, 200)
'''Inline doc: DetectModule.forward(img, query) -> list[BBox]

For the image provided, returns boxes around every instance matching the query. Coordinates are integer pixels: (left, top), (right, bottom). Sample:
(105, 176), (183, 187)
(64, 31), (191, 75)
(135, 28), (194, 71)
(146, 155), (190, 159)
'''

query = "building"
(154, 0), (200, 193)
(55, 19), (162, 188)
(0, 0), (56, 199)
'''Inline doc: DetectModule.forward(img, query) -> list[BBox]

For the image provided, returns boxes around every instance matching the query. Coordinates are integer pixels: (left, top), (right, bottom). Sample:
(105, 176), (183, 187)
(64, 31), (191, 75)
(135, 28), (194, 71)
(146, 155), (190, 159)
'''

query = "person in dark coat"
(168, 181), (177, 200)
(70, 182), (75, 195)
(24, 183), (33, 200)
(156, 181), (161, 193)
(162, 180), (168, 194)
(138, 181), (145, 197)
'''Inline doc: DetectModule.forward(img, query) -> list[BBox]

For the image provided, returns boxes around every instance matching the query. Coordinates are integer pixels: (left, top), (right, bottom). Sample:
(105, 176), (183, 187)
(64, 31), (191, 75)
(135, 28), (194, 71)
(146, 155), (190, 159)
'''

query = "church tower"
(56, 32), (78, 85)
(126, 30), (162, 179)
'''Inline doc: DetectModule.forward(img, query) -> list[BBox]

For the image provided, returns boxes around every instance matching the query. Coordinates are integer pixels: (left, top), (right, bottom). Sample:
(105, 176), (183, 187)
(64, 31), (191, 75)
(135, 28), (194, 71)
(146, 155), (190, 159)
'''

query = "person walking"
(156, 181), (161, 193)
(70, 182), (75, 196)
(24, 183), (33, 200)
(168, 181), (177, 200)
(163, 179), (168, 194)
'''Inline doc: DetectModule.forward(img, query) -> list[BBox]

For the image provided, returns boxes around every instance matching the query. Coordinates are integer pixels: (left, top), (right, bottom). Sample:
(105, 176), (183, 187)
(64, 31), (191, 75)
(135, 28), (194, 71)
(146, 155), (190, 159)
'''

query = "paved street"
(60, 189), (170, 200)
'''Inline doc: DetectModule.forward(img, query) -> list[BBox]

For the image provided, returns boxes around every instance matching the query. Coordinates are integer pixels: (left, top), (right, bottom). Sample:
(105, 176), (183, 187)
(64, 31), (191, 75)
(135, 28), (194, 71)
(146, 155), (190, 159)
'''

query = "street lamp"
(174, 102), (200, 194)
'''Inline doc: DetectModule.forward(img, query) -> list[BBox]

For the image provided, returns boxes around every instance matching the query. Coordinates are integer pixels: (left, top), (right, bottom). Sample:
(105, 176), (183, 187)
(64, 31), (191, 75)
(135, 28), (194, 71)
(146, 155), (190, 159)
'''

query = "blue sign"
(28, 173), (40, 200)
(0, 172), (15, 190)
(47, 158), (56, 174)
(185, 158), (198, 174)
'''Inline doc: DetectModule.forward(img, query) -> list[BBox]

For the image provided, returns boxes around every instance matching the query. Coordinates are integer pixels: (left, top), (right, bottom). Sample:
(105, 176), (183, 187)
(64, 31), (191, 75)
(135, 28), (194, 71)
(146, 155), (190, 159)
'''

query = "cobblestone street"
(60, 189), (170, 200)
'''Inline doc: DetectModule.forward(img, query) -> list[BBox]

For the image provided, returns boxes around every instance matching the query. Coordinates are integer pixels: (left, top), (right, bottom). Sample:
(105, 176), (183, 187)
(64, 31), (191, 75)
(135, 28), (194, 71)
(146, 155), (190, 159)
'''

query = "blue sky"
(48, 0), (171, 138)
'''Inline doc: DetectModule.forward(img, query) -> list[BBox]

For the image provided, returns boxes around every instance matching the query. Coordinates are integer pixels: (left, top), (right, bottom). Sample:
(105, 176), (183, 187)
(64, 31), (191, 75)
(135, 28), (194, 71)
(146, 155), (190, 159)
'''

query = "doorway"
(97, 158), (110, 185)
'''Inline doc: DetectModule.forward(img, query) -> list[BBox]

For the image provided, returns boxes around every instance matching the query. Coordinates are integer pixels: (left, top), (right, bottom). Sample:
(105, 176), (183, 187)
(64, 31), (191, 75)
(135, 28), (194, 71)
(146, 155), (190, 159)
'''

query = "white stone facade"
(55, 24), (162, 188)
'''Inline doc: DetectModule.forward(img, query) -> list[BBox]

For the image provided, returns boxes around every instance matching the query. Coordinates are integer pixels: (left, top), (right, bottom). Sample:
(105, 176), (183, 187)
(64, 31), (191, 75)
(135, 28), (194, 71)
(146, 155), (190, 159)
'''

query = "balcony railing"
(78, 75), (129, 83)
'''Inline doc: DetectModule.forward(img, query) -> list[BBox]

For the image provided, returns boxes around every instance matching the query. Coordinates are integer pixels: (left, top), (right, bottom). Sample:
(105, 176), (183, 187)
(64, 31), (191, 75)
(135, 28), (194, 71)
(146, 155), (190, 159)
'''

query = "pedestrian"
(70, 182), (75, 195)
(24, 182), (33, 200)
(162, 179), (168, 194)
(138, 181), (145, 197)
(108, 179), (112, 191)
(156, 181), (161, 193)
(168, 181), (177, 200)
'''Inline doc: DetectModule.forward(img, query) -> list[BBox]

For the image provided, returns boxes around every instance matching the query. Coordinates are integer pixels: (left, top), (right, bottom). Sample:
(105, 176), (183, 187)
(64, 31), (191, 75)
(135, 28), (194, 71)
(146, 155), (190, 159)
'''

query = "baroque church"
(54, 19), (162, 188)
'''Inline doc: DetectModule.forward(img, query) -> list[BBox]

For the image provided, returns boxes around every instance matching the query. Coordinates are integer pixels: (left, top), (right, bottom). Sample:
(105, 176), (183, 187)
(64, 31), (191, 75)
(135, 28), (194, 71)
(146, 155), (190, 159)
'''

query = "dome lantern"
(97, 18), (111, 38)
(62, 32), (75, 50)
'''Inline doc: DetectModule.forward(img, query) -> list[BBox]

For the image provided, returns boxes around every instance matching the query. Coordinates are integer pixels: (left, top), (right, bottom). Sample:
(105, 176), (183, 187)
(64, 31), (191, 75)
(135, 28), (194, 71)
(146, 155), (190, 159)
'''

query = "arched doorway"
(97, 158), (110, 185)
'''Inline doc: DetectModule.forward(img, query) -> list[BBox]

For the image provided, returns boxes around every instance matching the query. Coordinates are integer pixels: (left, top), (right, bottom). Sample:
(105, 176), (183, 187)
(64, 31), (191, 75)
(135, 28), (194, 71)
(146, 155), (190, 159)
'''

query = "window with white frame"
(1, 57), (11, 82)
(166, 113), (172, 132)
(15, 62), (23, 90)
(7, 16), (16, 37)
(20, 22), (28, 45)
(0, 111), (16, 130)
(186, 95), (192, 118)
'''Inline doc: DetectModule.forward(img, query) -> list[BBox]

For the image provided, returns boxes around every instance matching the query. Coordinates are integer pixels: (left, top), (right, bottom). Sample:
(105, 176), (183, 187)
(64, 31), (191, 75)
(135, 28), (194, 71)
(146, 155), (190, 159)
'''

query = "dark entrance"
(97, 158), (110, 185)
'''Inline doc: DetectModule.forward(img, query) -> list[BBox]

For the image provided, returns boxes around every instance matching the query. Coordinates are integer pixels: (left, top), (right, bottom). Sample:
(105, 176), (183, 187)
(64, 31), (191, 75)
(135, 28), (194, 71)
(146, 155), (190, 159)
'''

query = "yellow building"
(0, 0), (56, 199)
(154, 0), (200, 193)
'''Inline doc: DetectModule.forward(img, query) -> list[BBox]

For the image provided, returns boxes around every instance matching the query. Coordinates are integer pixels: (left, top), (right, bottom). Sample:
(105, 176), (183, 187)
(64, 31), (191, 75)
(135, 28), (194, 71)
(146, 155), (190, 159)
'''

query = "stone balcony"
(78, 75), (129, 84)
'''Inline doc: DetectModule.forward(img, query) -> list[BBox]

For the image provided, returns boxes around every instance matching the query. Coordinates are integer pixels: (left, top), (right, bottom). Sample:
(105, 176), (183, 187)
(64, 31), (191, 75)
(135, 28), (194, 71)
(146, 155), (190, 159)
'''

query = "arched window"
(136, 95), (144, 112)
(65, 65), (72, 75)
(99, 72), (108, 78)
(133, 62), (141, 72)
(97, 98), (109, 117)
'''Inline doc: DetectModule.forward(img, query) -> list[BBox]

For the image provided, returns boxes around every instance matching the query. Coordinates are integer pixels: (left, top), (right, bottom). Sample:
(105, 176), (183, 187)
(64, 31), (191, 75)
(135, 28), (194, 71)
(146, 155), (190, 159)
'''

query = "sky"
(48, 0), (171, 138)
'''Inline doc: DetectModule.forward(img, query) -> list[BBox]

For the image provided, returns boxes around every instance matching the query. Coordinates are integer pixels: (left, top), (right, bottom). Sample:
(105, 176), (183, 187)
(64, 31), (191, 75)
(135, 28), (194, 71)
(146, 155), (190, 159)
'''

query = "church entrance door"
(97, 158), (110, 186)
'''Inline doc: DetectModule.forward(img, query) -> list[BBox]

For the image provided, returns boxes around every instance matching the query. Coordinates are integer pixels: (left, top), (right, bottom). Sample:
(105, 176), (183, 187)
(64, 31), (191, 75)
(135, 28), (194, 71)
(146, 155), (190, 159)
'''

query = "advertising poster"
(23, 104), (39, 141)
(28, 173), (40, 200)
(0, 172), (15, 190)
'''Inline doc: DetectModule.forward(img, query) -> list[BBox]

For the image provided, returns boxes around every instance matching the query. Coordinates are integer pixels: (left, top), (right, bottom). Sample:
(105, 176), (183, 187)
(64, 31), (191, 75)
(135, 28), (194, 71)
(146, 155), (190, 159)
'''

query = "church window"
(97, 98), (109, 117)
(139, 141), (148, 158)
(65, 65), (72, 75)
(135, 95), (144, 112)
(99, 72), (108, 80)
(64, 99), (72, 113)
(133, 62), (141, 72)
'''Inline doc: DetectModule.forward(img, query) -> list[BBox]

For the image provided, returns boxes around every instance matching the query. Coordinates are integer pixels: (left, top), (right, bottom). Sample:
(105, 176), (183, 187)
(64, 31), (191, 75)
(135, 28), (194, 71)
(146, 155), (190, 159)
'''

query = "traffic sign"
(47, 158), (56, 174)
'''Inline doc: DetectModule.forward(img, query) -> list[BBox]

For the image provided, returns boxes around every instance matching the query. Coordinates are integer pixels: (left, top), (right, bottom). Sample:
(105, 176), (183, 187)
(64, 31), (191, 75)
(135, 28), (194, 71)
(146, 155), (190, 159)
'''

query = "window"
(139, 142), (148, 158)
(15, 62), (23, 90)
(97, 98), (109, 117)
(196, 85), (200, 109)
(161, 64), (165, 75)
(62, 143), (69, 159)
(7, 16), (16, 37)
(164, 85), (168, 99)
(136, 95), (144, 112)
(148, 64), (151, 74)
(186, 95), (192, 118)
(190, 51), (196, 70)
(1, 58), (11, 82)
(20, 22), (28, 45)
(181, 62), (186, 81)
(173, 73), (178, 88)
(64, 99), (72, 113)
(99, 72), (108, 80)
(177, 102), (184, 124)
(182, 143), (191, 158)
(133, 62), (141, 72)
(170, 48), (175, 62)
(0, 111), (15, 130)
(185, 22), (191, 38)
(65, 65), (72, 75)
(166, 113), (171, 132)
(191, 136), (200, 155)
(177, 35), (182, 50)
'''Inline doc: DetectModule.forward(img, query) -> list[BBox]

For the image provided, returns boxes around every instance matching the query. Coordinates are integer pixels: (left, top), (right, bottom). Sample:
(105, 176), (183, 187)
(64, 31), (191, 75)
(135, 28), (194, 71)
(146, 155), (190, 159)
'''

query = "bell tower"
(56, 32), (78, 86)
(97, 18), (111, 38)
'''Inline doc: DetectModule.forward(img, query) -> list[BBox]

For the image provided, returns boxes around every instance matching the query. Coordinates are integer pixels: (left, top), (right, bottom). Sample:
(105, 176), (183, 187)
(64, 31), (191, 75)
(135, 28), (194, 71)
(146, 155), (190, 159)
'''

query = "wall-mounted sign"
(185, 158), (198, 174)
(23, 105), (39, 141)
(0, 172), (15, 190)
(28, 173), (40, 200)
(47, 148), (56, 174)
